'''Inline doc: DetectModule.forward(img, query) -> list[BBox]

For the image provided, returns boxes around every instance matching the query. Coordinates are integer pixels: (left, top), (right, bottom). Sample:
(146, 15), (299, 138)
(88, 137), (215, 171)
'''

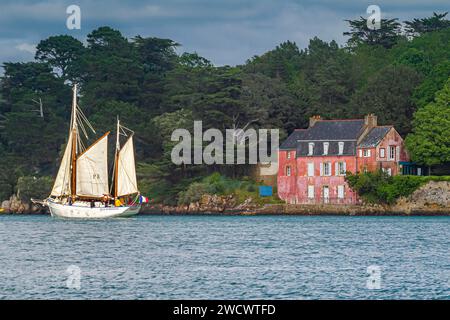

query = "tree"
(405, 12), (450, 37)
(35, 35), (85, 81)
(405, 79), (450, 166)
(244, 41), (302, 81)
(344, 17), (402, 49)
(350, 65), (422, 136)
(80, 26), (142, 109)
(0, 62), (70, 172)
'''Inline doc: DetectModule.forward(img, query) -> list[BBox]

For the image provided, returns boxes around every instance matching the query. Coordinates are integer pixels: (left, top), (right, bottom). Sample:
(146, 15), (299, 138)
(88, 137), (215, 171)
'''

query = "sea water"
(0, 215), (449, 299)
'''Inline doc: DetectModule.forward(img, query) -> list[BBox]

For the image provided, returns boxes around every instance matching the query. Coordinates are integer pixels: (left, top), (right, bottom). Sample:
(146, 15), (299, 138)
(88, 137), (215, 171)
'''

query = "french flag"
(139, 195), (149, 204)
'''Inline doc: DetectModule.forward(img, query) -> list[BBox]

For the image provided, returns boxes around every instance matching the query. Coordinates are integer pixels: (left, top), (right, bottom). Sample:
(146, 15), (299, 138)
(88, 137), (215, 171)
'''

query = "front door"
(323, 186), (330, 204)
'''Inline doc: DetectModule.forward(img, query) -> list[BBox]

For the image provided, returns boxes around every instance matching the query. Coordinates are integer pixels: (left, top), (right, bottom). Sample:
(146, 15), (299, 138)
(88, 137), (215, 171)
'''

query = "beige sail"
(117, 136), (138, 196)
(76, 133), (109, 197)
(51, 134), (73, 197)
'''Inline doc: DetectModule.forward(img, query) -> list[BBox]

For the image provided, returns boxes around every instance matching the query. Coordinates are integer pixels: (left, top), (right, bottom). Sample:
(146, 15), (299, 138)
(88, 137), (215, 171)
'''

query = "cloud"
(15, 43), (36, 55)
(0, 0), (448, 72)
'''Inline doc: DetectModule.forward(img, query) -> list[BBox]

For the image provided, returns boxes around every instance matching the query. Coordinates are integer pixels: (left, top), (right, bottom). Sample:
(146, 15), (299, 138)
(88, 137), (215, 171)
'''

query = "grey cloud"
(0, 0), (448, 73)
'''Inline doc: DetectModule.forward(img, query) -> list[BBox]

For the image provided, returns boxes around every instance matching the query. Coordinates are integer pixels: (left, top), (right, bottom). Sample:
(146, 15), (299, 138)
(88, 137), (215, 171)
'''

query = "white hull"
(47, 199), (140, 219)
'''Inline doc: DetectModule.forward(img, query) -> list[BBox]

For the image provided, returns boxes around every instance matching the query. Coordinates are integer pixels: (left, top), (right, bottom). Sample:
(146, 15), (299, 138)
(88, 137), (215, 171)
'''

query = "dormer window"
(308, 143), (314, 156)
(323, 142), (329, 155)
(338, 142), (344, 155)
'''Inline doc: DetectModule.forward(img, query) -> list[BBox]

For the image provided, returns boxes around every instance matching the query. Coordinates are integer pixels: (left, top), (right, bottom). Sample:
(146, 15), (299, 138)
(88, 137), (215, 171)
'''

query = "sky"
(0, 0), (449, 71)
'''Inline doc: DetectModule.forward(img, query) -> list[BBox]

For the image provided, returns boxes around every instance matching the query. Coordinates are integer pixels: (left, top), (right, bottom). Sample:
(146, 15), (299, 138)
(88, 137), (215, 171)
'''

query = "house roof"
(280, 119), (365, 151)
(358, 126), (392, 148)
(296, 140), (357, 156)
(279, 130), (307, 150)
(298, 120), (366, 141)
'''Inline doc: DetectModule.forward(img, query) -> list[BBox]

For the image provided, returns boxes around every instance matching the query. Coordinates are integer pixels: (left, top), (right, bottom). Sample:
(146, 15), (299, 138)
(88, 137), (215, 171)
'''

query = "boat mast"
(114, 116), (120, 199)
(71, 84), (78, 199)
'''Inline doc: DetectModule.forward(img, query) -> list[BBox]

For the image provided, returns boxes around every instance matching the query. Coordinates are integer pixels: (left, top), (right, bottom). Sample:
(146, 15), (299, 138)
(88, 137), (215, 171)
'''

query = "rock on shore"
(1, 195), (42, 214)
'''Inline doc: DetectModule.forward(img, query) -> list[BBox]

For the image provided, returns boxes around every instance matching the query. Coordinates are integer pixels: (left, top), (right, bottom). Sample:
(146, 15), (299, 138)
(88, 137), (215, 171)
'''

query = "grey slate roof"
(298, 120), (365, 141)
(280, 119), (365, 154)
(359, 126), (392, 148)
(296, 141), (357, 156)
(279, 130), (307, 150)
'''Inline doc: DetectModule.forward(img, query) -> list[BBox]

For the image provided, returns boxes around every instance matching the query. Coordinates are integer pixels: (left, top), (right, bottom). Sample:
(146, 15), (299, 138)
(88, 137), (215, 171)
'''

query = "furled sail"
(76, 133), (109, 197)
(117, 136), (138, 197)
(51, 134), (73, 197)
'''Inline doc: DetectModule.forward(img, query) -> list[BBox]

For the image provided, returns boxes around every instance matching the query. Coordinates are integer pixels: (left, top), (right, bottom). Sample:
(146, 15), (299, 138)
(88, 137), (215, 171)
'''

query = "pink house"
(277, 114), (409, 204)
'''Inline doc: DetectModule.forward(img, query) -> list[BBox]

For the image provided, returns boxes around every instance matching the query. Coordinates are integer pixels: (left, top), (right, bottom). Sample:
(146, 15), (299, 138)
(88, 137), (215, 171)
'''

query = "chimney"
(309, 115), (321, 127)
(364, 113), (377, 129)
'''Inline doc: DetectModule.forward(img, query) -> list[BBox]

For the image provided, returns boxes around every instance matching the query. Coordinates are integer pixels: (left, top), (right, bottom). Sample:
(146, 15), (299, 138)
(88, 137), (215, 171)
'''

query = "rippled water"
(0, 215), (449, 299)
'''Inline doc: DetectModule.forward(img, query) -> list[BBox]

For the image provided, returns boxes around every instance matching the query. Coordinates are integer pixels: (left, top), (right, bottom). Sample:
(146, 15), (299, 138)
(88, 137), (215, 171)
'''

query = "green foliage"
(404, 12), (450, 36)
(35, 35), (86, 81)
(177, 173), (282, 206)
(344, 17), (403, 49)
(350, 65), (422, 135)
(16, 176), (53, 202)
(346, 171), (450, 204)
(406, 79), (450, 166)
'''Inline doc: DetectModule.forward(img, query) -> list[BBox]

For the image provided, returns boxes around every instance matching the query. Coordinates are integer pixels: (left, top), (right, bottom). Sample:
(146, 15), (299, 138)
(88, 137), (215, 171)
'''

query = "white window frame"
(308, 142), (314, 156)
(308, 185), (315, 199)
(337, 185), (345, 199)
(379, 148), (385, 158)
(287, 151), (291, 159)
(323, 186), (330, 203)
(363, 149), (371, 157)
(322, 162), (331, 176)
(307, 162), (314, 177)
(389, 146), (395, 160)
(323, 142), (329, 155)
(338, 142), (344, 155)
(359, 149), (363, 157)
(336, 161), (346, 176)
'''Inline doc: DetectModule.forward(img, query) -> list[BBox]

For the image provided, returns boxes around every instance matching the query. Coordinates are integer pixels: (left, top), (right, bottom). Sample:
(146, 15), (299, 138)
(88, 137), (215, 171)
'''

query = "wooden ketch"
(43, 84), (141, 218)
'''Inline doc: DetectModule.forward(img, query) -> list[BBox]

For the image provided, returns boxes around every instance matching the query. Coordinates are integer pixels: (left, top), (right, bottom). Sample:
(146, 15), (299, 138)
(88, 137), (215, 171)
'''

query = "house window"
(307, 163), (314, 177)
(323, 142), (329, 155)
(338, 142), (344, 155)
(322, 162), (331, 176)
(287, 151), (291, 159)
(286, 166), (291, 176)
(308, 185), (315, 199)
(389, 146), (395, 160)
(308, 143), (314, 155)
(336, 161), (346, 176)
(337, 185), (345, 199)
(323, 186), (330, 203)
(363, 149), (371, 157)
(379, 148), (385, 158)
(359, 149), (363, 157)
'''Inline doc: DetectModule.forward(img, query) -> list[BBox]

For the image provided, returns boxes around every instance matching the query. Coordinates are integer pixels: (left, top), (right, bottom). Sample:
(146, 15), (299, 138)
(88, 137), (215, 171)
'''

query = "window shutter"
(320, 163), (323, 176)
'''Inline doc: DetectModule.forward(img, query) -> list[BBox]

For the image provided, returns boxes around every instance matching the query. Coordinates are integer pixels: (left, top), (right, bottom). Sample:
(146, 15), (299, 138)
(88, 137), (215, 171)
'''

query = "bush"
(16, 176), (53, 202)
(177, 173), (281, 205)
(346, 171), (449, 204)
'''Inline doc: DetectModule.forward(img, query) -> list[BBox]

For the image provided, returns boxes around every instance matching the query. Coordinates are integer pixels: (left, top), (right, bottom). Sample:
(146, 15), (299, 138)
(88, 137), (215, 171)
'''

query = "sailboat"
(44, 84), (141, 218)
